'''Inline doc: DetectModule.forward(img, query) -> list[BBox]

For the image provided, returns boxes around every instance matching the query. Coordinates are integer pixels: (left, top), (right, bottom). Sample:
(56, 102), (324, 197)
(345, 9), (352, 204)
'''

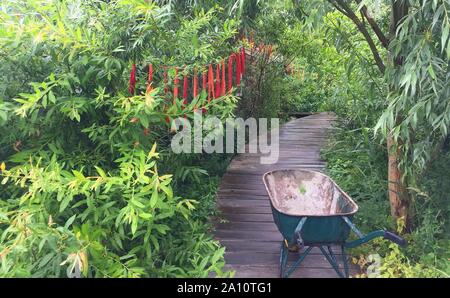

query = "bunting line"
(128, 47), (247, 111)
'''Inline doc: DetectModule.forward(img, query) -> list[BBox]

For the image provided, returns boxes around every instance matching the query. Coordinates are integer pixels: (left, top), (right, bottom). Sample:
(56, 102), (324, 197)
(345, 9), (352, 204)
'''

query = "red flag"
(236, 52), (241, 86)
(221, 60), (226, 96)
(208, 64), (214, 102)
(193, 68), (198, 98)
(182, 73), (188, 105)
(173, 67), (179, 103)
(128, 63), (136, 95)
(215, 63), (220, 98)
(202, 70), (207, 92)
(228, 54), (234, 92)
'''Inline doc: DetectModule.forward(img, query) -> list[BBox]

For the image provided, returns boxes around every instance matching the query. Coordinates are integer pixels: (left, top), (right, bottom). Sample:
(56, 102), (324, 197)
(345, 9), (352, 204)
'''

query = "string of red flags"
(128, 48), (247, 108)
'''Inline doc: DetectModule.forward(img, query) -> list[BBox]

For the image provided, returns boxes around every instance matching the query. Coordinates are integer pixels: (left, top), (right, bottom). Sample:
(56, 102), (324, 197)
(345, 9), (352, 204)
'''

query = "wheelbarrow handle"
(344, 230), (407, 249)
(384, 231), (407, 247)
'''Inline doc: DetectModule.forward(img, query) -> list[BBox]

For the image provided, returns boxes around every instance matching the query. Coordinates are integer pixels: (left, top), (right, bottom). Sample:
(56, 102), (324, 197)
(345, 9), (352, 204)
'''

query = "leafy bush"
(0, 0), (239, 277)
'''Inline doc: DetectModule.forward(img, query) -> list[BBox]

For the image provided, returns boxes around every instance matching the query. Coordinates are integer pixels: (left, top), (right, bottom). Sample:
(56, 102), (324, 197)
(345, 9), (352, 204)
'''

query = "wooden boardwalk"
(215, 112), (358, 278)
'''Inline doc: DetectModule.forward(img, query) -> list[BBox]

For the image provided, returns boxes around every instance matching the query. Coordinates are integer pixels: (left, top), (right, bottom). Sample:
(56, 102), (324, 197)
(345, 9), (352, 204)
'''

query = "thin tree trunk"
(296, 0), (413, 228)
(387, 135), (410, 229)
(387, 0), (411, 231)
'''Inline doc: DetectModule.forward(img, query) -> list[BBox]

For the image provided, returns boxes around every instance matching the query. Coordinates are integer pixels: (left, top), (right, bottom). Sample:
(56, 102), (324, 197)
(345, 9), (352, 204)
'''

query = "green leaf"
(159, 184), (173, 199)
(132, 198), (145, 209)
(427, 65), (436, 79)
(42, 94), (48, 108)
(140, 115), (149, 129)
(95, 166), (107, 178)
(442, 24), (449, 53)
(139, 212), (152, 220)
(65, 214), (77, 228)
(48, 90), (56, 104)
(38, 253), (54, 269)
(60, 195), (73, 212)
(150, 188), (158, 208)
(131, 216), (138, 235)
(72, 170), (85, 180)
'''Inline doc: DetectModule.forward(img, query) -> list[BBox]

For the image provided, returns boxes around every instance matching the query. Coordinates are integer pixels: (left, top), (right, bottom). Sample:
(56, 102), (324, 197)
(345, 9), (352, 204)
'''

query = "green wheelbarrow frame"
(263, 170), (406, 278)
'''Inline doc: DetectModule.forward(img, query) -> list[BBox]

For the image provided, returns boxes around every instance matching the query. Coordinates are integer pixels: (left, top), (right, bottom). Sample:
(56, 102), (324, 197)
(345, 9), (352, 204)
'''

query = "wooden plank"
(215, 229), (282, 241)
(218, 193), (269, 199)
(224, 252), (347, 269)
(218, 206), (273, 214)
(218, 188), (270, 196)
(217, 199), (271, 208)
(220, 240), (343, 254)
(218, 183), (266, 191)
(216, 221), (277, 231)
(218, 213), (274, 222)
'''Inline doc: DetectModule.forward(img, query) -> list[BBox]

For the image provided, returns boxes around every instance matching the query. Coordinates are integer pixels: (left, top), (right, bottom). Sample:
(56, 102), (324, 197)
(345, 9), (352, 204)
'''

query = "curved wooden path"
(215, 112), (357, 278)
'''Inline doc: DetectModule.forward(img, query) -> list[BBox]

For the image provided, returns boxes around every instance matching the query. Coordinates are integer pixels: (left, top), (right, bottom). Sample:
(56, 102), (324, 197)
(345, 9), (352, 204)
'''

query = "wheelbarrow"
(262, 169), (406, 278)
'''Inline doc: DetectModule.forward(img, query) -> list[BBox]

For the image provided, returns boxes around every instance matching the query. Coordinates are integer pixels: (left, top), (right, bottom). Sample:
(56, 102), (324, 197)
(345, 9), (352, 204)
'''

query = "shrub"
(0, 0), (239, 277)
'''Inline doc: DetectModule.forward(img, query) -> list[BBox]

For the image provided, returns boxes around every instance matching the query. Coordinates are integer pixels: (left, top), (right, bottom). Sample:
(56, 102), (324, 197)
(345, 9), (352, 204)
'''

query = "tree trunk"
(387, 0), (411, 231)
(310, 0), (414, 229)
(387, 135), (410, 230)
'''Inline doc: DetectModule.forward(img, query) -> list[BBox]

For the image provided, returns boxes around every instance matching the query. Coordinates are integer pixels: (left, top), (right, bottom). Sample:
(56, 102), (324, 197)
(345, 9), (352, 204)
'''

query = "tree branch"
(354, 0), (389, 48)
(329, 0), (386, 74)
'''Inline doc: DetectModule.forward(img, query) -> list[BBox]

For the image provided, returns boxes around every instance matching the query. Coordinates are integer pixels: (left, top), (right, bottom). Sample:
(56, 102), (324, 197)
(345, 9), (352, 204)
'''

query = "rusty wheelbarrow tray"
(263, 169), (406, 278)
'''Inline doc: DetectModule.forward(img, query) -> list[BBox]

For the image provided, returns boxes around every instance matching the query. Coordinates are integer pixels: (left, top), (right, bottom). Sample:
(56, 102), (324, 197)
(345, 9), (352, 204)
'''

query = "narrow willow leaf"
(150, 188), (158, 208)
(65, 214), (76, 228)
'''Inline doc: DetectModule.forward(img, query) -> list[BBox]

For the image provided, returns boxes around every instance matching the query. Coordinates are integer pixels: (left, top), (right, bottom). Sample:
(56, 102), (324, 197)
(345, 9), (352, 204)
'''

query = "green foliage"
(287, 0), (450, 278)
(0, 0), (239, 277)
(323, 120), (450, 277)
(239, 9), (386, 119)
(2, 145), (184, 277)
(375, 0), (450, 179)
(378, 243), (444, 278)
(2, 0), (449, 279)
(322, 78), (450, 277)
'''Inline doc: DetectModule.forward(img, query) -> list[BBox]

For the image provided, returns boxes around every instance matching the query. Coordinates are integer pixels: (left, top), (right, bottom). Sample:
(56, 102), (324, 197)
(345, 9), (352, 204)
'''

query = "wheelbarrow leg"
(319, 246), (346, 278)
(327, 245), (346, 278)
(284, 246), (313, 278)
(279, 241), (289, 278)
(341, 245), (349, 278)
(327, 246), (338, 266)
